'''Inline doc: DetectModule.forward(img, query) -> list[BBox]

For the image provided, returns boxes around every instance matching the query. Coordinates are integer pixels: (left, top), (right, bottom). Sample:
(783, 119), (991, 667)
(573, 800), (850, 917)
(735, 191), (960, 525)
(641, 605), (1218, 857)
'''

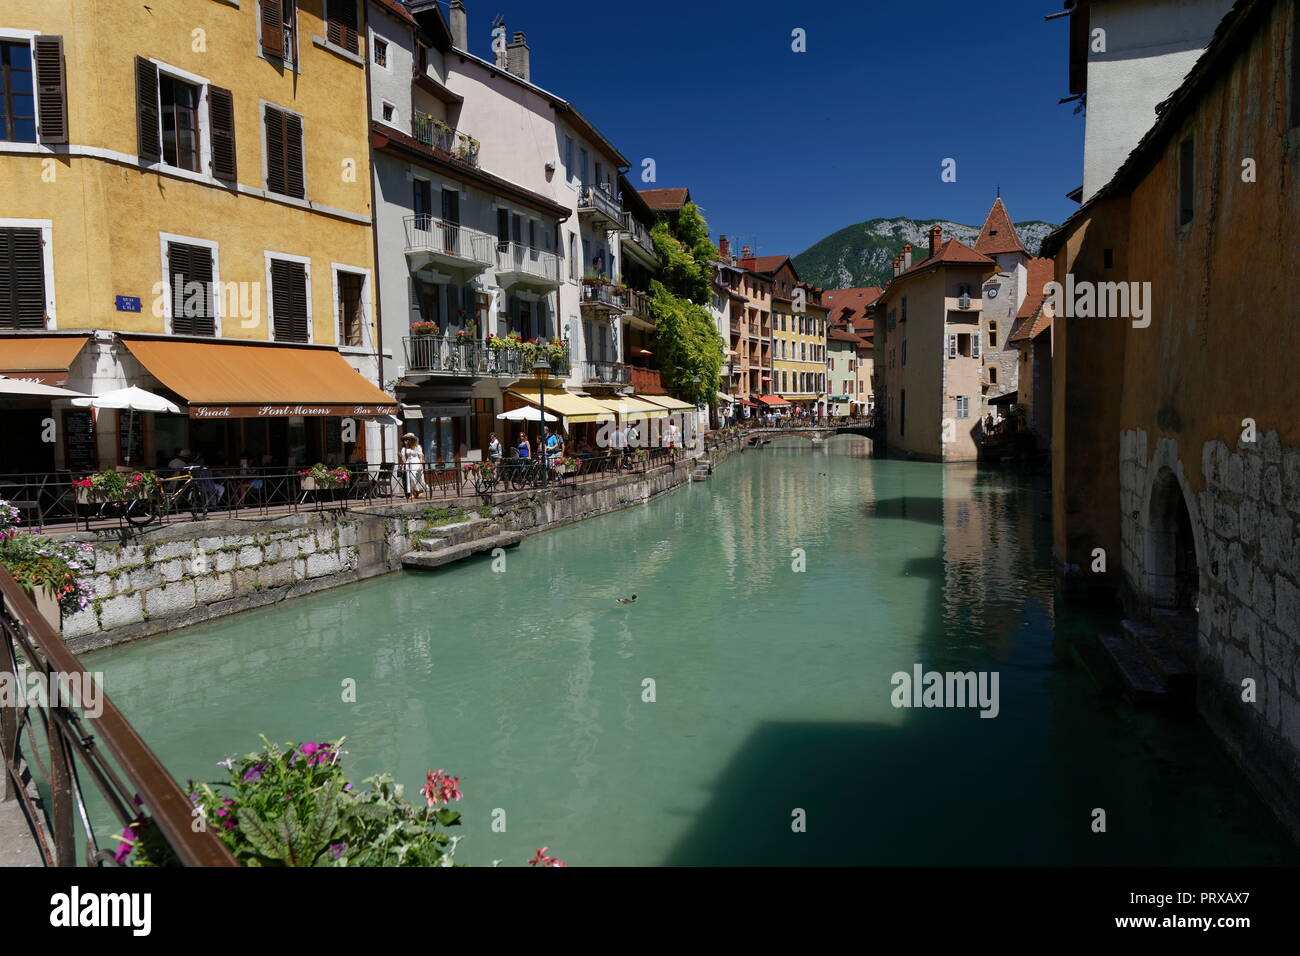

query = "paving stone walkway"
(0, 795), (43, 867)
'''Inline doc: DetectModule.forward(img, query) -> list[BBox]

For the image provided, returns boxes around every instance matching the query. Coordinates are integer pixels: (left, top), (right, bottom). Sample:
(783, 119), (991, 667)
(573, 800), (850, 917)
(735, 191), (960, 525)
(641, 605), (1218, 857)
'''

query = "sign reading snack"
(190, 404), (399, 419)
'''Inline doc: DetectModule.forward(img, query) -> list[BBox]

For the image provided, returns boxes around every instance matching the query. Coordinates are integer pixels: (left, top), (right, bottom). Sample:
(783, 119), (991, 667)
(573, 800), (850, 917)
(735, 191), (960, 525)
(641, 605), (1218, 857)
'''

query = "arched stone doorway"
(1144, 466), (1201, 613)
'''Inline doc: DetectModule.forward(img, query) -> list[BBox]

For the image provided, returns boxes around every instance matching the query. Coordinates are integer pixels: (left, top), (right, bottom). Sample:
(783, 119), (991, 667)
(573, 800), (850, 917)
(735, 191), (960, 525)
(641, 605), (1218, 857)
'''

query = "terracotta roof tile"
(824, 286), (882, 333)
(638, 187), (691, 211)
(974, 198), (1026, 256)
(894, 238), (993, 282)
(374, 0), (416, 26)
(1016, 258), (1056, 319)
(828, 329), (865, 344)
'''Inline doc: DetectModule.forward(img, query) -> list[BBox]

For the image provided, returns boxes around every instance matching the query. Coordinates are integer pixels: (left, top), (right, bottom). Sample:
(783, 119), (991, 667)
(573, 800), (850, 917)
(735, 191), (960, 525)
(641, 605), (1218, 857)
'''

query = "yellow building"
(1, 0), (392, 474)
(742, 255), (827, 416)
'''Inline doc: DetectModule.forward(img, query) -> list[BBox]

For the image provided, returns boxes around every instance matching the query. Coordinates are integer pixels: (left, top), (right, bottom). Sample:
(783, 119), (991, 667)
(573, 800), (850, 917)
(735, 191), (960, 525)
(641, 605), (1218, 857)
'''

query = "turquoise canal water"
(86, 439), (1298, 865)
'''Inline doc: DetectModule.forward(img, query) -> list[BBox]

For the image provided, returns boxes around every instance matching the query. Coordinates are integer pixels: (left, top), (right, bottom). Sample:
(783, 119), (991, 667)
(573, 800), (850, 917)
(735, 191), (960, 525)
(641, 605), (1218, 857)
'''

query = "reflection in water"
(87, 439), (1296, 865)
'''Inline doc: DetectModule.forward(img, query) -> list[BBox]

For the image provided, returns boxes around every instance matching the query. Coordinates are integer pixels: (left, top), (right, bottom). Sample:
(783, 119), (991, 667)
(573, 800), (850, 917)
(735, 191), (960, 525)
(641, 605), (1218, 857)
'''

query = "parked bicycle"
(81, 467), (210, 529)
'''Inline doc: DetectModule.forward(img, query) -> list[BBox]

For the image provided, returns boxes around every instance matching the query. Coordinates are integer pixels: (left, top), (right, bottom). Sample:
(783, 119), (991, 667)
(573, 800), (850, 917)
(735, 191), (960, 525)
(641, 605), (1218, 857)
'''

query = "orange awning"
(122, 338), (396, 418)
(0, 335), (90, 386)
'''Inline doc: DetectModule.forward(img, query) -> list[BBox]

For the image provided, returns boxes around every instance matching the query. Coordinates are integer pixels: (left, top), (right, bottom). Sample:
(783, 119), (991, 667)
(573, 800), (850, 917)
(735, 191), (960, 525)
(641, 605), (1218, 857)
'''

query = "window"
(901, 296), (907, 322)
(0, 41), (35, 142)
(0, 227), (48, 329)
(1103, 248), (1114, 269)
(972, 332), (981, 359)
(496, 207), (510, 248)
(947, 334), (957, 359)
(956, 396), (970, 419)
(579, 146), (589, 185)
(264, 104), (304, 198)
(159, 73), (201, 171)
(1292, 0), (1300, 128)
(899, 389), (905, 436)
(2, 36), (64, 143)
(166, 241), (216, 336)
(260, 0), (297, 65)
(336, 270), (365, 347)
(268, 256), (309, 342)
(373, 37), (388, 67)
(569, 232), (577, 280)
(381, 101), (394, 123)
(988, 322), (998, 348)
(564, 135), (574, 179)
(326, 0), (359, 55)
(901, 339), (907, 366)
(988, 367), (998, 385)
(1178, 134), (1194, 226)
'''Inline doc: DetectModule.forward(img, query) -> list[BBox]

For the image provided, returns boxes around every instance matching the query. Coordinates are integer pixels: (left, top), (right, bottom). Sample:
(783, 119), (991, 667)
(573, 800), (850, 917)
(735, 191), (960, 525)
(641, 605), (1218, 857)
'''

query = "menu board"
(118, 409), (144, 466)
(62, 408), (97, 472)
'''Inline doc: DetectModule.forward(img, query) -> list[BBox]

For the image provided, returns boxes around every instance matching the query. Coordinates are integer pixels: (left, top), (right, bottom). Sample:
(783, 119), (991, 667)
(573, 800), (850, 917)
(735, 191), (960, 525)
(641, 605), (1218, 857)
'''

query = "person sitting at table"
(236, 451), (264, 505)
(577, 438), (594, 460)
(191, 454), (225, 505)
(168, 448), (192, 472)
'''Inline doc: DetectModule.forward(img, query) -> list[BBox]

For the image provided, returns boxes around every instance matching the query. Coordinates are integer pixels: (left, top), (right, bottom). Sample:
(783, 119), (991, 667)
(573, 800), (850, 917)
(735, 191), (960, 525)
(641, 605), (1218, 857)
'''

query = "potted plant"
(0, 501), (94, 631)
(299, 464), (351, 492)
(410, 321), (439, 338)
(72, 469), (161, 505)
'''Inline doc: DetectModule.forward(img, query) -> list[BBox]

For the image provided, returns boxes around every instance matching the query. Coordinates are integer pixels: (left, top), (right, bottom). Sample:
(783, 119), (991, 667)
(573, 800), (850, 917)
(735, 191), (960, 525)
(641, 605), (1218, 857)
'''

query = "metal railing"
(580, 282), (625, 312)
(403, 216), (494, 265)
(411, 114), (480, 167)
(580, 360), (629, 386)
(577, 184), (622, 223)
(621, 211), (657, 259)
(389, 447), (680, 500)
(494, 241), (560, 284)
(624, 289), (654, 324)
(0, 564), (237, 866)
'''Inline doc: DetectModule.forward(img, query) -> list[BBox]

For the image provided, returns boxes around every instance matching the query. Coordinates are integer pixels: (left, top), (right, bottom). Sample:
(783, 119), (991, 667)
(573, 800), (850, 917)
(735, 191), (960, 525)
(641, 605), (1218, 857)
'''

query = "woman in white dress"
(400, 433), (427, 499)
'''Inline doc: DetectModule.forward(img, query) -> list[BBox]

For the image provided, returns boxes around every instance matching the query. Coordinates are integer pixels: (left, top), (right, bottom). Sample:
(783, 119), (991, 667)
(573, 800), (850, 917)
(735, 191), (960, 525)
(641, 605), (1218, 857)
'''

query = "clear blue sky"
(446, 0), (1083, 256)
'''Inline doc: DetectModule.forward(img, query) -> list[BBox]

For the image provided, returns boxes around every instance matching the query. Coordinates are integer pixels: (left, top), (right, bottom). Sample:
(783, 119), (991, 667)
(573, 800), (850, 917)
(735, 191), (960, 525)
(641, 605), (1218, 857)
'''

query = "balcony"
(620, 211), (658, 267)
(404, 335), (569, 378)
(579, 281), (625, 316)
(411, 113), (480, 167)
(577, 184), (623, 231)
(404, 216), (493, 273)
(623, 289), (655, 329)
(494, 241), (561, 290)
(629, 366), (666, 395)
(581, 360), (630, 387)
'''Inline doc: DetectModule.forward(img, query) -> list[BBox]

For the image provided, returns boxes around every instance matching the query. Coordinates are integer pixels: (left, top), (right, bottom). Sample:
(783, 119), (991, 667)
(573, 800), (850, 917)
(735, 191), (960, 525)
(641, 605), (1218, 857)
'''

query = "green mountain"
(793, 217), (1058, 290)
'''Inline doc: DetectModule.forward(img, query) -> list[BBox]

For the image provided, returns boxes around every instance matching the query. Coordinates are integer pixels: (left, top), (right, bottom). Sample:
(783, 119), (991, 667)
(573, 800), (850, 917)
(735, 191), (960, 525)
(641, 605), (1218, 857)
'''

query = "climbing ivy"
(648, 202), (725, 405)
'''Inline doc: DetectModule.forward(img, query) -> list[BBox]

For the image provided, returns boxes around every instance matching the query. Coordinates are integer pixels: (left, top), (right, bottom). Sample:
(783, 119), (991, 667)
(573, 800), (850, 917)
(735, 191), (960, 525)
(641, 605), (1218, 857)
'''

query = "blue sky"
(449, 0), (1083, 256)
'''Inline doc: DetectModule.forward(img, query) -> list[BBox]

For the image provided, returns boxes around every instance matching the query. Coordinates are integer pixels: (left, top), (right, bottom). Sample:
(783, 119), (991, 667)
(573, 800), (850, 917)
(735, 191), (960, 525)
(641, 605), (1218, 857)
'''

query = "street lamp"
(533, 357), (551, 489)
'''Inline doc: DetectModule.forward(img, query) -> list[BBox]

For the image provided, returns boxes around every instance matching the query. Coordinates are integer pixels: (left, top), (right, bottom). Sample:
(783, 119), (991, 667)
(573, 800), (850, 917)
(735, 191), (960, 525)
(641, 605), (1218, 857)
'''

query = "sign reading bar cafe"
(190, 405), (399, 419)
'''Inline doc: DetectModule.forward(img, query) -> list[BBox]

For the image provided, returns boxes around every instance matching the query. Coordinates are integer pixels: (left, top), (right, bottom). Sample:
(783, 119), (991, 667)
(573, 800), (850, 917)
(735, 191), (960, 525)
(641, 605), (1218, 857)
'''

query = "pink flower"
(528, 846), (566, 867)
(421, 769), (463, 807)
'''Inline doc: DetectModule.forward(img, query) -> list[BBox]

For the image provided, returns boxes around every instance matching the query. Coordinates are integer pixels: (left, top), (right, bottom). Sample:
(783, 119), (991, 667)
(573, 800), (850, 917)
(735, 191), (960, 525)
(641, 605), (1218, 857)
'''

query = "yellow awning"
(592, 397), (669, 419)
(507, 389), (610, 424)
(637, 394), (695, 411)
(0, 335), (90, 386)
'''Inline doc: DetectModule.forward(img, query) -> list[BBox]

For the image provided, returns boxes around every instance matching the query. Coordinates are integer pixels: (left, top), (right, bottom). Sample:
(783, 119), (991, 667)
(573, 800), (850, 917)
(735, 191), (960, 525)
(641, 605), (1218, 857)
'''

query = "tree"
(648, 202), (725, 404)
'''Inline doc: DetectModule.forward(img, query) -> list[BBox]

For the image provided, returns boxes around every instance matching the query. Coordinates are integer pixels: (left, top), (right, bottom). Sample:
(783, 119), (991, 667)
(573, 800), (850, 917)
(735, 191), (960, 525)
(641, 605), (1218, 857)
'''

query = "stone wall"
(55, 445), (747, 652)
(1118, 426), (1300, 838)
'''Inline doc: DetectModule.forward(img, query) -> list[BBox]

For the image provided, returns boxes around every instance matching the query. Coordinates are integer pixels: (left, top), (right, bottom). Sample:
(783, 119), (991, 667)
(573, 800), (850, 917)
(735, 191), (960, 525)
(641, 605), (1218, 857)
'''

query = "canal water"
(87, 438), (1297, 865)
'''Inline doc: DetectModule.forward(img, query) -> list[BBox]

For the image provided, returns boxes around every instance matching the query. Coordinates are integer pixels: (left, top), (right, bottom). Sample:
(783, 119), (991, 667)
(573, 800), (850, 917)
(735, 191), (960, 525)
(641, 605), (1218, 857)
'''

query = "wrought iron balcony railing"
(624, 289), (655, 325)
(577, 184), (622, 226)
(405, 335), (570, 378)
(580, 282), (625, 313)
(494, 241), (561, 285)
(581, 360), (630, 386)
(404, 216), (494, 265)
(620, 211), (657, 260)
(411, 113), (480, 167)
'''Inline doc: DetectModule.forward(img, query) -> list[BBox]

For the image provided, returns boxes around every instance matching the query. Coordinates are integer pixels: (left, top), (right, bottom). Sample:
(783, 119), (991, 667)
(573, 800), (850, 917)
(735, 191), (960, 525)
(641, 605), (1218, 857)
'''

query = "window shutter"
(33, 35), (68, 144)
(326, 0), (359, 54)
(264, 107), (285, 193)
(0, 229), (48, 330)
(271, 259), (308, 343)
(972, 332), (981, 359)
(135, 56), (160, 163)
(947, 334), (957, 359)
(261, 0), (286, 59)
(284, 111), (305, 198)
(496, 208), (509, 246)
(208, 86), (238, 182)
(168, 242), (193, 334)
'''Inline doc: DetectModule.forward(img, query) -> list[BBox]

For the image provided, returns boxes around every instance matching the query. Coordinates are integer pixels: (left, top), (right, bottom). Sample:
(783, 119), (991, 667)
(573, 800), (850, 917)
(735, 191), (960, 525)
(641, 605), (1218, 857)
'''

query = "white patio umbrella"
(497, 406), (557, 423)
(0, 376), (90, 398)
(72, 386), (186, 466)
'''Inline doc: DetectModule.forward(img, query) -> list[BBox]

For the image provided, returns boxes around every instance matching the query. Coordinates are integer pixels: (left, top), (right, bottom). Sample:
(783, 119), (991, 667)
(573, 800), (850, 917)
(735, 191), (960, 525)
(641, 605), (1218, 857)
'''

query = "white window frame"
(259, 99), (308, 200)
(0, 30), (42, 145)
(144, 58), (214, 179)
(263, 250), (313, 344)
(371, 34), (390, 71)
(972, 331), (981, 359)
(331, 262), (371, 350)
(159, 232), (222, 337)
(0, 217), (55, 329)
(947, 334), (957, 359)
(380, 100), (398, 125)
(257, 0), (300, 72)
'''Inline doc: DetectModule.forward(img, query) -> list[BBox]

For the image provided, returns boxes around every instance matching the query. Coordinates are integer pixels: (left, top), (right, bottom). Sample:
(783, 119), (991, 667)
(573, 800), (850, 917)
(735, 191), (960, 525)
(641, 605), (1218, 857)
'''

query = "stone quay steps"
(401, 517), (523, 570)
(1094, 618), (1196, 708)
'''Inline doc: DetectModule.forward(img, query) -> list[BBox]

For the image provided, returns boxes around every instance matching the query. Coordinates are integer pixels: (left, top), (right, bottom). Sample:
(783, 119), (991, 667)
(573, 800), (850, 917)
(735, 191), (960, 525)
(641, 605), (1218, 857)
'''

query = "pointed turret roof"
(974, 197), (1026, 256)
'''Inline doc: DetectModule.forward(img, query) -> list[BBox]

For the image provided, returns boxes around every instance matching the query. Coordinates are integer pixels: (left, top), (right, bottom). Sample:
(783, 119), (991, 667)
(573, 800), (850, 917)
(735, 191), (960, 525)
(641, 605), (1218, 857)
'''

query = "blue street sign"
(115, 296), (142, 312)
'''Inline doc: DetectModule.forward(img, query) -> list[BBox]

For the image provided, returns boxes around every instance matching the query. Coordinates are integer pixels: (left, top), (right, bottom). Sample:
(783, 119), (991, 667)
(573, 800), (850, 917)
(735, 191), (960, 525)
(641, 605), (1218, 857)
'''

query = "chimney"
(902, 243), (912, 270)
(740, 245), (756, 270)
(928, 224), (942, 258)
(450, 0), (468, 50)
(719, 235), (730, 259)
(506, 31), (530, 81)
(892, 255), (900, 278)
(493, 20), (508, 69)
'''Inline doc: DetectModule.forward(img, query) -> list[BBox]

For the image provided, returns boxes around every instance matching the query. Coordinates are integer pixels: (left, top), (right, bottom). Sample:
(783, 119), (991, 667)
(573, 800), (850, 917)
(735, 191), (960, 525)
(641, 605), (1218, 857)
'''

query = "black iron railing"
(0, 564), (237, 866)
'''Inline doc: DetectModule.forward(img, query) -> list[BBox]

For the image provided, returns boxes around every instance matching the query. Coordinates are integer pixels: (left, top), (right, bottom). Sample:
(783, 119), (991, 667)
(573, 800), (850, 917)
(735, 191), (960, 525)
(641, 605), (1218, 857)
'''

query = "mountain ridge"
(792, 216), (1058, 291)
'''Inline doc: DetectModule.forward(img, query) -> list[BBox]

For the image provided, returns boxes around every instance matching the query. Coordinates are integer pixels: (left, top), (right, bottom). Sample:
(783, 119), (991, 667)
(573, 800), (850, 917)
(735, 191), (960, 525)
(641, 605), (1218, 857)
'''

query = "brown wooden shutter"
(326, 1), (359, 54)
(168, 243), (215, 337)
(208, 86), (237, 182)
(135, 56), (160, 163)
(261, 0), (286, 59)
(271, 259), (308, 342)
(0, 228), (48, 330)
(284, 111), (304, 198)
(264, 106), (285, 194)
(33, 35), (68, 144)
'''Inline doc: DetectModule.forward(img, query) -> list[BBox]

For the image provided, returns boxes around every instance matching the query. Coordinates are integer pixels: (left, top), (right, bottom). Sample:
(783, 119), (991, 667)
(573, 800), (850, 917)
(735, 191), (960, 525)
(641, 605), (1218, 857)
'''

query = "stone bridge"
(741, 424), (876, 445)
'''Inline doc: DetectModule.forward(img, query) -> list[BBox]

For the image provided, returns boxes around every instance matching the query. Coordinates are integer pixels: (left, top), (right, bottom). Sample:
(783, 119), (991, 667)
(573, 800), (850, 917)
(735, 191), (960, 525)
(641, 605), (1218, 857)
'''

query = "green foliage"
(420, 505), (468, 527)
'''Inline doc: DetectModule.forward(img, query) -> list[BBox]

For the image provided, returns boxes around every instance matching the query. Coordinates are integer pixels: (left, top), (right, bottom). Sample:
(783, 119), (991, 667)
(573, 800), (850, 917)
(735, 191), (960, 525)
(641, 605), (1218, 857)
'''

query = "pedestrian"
(487, 432), (502, 463)
(400, 433), (426, 498)
(516, 431), (532, 459)
(610, 420), (627, 468)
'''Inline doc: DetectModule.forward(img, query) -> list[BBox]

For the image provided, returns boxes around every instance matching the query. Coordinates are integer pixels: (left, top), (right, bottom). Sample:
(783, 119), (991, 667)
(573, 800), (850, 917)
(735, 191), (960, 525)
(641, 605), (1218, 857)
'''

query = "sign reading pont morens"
(190, 405), (399, 419)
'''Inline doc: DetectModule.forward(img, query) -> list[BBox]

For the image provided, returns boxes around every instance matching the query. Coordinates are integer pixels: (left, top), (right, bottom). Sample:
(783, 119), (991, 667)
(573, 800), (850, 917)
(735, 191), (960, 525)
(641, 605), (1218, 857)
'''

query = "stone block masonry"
(52, 440), (750, 653)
